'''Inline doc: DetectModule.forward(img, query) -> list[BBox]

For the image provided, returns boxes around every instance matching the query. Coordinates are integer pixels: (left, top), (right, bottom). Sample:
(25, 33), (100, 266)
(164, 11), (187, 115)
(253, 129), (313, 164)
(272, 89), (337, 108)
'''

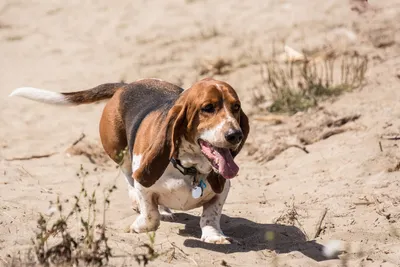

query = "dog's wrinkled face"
(179, 78), (248, 179)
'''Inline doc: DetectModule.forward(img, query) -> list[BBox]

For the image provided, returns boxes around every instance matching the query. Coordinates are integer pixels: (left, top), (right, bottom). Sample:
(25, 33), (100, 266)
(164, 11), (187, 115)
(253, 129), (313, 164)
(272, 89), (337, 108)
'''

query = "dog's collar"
(171, 158), (206, 199)
(170, 158), (198, 176)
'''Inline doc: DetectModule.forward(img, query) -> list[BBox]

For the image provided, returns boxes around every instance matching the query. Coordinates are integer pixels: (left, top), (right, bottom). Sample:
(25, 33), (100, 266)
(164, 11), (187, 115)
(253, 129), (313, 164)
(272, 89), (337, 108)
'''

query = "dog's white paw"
(130, 215), (159, 233)
(130, 221), (147, 233)
(201, 234), (233, 244)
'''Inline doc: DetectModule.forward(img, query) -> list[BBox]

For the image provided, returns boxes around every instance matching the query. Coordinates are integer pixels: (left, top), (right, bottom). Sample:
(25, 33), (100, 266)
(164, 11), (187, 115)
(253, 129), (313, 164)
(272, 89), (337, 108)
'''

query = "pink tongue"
(199, 140), (239, 179)
(214, 147), (239, 179)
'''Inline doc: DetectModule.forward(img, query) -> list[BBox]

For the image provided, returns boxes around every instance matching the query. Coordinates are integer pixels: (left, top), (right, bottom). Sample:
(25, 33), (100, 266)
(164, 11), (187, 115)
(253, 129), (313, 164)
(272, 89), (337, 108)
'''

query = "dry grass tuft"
(253, 51), (368, 114)
(273, 197), (309, 240)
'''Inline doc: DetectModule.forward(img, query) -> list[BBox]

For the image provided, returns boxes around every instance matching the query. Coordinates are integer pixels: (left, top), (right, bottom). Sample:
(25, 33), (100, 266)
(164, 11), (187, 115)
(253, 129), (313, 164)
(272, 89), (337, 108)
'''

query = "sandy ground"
(1, 0), (400, 266)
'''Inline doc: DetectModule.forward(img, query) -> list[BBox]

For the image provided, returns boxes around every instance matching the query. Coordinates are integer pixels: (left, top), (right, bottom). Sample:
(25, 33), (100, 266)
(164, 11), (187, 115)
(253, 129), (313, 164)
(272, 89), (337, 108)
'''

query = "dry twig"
(314, 208), (328, 238)
(381, 134), (400, 140)
(5, 152), (58, 161)
(72, 133), (86, 146)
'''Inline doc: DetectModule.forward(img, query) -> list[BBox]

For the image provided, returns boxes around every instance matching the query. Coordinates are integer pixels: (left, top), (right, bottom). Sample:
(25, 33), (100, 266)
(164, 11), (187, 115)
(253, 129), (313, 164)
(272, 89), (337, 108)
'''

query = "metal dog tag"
(192, 186), (202, 199)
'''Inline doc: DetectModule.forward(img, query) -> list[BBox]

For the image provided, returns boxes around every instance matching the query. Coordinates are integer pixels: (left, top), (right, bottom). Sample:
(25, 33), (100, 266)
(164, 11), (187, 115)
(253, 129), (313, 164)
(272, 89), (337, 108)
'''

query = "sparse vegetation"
(3, 142), (163, 267)
(254, 51), (368, 114)
(31, 165), (115, 267)
(15, 164), (160, 267)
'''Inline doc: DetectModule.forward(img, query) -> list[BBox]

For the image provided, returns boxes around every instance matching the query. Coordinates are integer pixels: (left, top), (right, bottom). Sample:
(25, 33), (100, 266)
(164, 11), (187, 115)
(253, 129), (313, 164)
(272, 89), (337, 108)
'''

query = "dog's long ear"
(170, 104), (187, 159)
(232, 109), (250, 157)
(206, 172), (226, 194)
(132, 105), (185, 188)
(208, 109), (250, 194)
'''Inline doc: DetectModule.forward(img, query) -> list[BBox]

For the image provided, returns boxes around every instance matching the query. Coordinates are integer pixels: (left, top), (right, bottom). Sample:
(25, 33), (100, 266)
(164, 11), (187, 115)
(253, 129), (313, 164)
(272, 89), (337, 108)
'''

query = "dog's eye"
(232, 103), (241, 112)
(201, 103), (215, 113)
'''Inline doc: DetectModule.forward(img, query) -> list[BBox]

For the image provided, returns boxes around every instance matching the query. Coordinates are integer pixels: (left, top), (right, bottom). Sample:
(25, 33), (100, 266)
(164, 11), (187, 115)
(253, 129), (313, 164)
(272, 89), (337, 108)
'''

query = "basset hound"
(10, 78), (249, 244)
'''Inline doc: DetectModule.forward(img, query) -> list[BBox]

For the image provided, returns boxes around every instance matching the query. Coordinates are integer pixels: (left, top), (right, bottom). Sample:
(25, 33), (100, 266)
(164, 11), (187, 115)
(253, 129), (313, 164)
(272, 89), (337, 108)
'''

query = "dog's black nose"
(225, 129), (243, 145)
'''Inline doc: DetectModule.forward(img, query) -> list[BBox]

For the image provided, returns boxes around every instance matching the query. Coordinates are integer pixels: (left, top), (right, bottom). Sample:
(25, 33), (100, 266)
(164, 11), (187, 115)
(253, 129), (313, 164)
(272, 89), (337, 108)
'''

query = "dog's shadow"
(171, 213), (331, 262)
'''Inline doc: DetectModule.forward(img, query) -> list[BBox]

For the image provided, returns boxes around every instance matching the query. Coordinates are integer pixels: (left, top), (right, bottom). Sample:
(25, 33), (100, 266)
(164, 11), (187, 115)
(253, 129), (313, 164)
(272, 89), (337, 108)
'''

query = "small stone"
(323, 240), (343, 258)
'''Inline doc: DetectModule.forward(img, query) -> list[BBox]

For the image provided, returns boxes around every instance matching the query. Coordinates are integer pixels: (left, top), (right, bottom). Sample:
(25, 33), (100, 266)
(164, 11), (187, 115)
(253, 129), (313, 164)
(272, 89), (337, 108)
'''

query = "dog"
(10, 77), (249, 244)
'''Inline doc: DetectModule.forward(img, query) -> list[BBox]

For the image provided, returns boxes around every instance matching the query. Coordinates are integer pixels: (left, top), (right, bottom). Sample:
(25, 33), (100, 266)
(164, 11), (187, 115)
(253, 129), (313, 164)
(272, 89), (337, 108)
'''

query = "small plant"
(134, 232), (160, 266)
(273, 197), (309, 240)
(255, 51), (368, 114)
(115, 146), (128, 165)
(32, 165), (116, 266)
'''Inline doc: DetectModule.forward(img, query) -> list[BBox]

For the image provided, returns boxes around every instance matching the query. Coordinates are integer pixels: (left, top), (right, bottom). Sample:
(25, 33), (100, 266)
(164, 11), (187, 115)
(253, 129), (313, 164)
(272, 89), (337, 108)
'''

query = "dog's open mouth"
(198, 139), (239, 179)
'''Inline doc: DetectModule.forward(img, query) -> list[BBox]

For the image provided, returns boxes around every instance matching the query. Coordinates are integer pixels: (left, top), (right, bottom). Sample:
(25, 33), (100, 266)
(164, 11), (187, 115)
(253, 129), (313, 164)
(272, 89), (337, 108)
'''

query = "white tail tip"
(9, 87), (71, 105)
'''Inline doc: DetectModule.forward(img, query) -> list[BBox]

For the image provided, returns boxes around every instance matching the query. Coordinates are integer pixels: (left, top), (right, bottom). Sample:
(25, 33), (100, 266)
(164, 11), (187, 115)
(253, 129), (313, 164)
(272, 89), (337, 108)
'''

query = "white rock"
(323, 240), (343, 258)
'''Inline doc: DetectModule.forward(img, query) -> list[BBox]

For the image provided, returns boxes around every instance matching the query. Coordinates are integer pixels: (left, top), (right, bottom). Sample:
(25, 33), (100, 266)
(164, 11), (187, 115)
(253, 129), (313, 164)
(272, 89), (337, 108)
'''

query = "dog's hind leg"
(119, 155), (141, 213)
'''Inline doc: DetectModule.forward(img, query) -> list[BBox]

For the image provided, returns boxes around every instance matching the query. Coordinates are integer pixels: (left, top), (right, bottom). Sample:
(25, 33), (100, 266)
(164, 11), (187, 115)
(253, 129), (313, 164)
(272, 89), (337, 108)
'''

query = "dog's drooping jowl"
(10, 77), (249, 244)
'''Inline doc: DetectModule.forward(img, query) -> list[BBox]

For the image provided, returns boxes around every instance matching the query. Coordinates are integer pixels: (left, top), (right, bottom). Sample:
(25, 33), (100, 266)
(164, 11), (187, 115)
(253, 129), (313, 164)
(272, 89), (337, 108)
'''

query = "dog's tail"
(9, 83), (127, 105)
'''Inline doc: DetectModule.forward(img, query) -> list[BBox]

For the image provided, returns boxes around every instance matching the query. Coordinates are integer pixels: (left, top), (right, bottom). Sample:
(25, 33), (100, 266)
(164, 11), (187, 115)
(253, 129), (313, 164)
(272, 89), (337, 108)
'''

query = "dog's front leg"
(200, 180), (233, 244)
(129, 182), (160, 233)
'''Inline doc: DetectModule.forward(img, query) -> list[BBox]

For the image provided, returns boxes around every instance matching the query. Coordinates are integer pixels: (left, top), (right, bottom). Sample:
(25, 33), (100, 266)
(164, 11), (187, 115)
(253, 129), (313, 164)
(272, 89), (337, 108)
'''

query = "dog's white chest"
(150, 164), (216, 211)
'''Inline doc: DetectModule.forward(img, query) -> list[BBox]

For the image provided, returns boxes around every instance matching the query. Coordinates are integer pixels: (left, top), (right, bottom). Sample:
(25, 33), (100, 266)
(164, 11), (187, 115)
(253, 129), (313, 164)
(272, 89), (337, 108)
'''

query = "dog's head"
(171, 77), (249, 176)
(133, 78), (249, 192)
